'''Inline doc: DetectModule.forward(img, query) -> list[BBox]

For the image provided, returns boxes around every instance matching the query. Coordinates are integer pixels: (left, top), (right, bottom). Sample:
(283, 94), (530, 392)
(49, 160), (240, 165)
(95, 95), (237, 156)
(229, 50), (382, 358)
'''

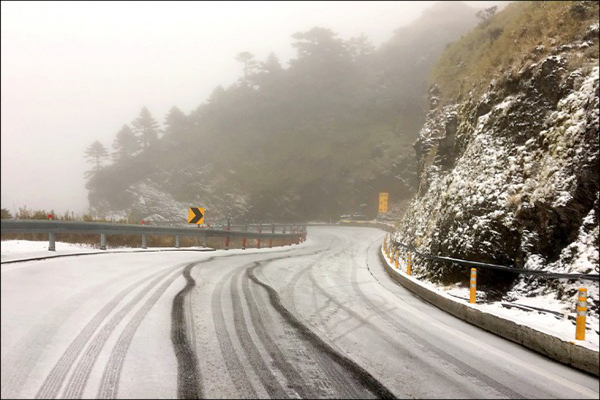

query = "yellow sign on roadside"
(378, 192), (389, 213)
(188, 207), (205, 224)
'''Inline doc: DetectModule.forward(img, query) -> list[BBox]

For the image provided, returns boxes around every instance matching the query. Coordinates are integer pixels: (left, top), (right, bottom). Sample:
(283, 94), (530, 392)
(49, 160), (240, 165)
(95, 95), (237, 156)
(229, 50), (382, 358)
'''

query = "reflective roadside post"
(470, 268), (477, 304)
(242, 222), (247, 250)
(407, 251), (412, 275)
(576, 288), (588, 341)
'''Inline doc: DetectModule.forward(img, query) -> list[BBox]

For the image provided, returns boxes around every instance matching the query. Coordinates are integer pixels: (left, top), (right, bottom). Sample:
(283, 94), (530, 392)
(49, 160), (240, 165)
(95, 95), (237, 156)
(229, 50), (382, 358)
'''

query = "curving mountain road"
(1, 226), (598, 399)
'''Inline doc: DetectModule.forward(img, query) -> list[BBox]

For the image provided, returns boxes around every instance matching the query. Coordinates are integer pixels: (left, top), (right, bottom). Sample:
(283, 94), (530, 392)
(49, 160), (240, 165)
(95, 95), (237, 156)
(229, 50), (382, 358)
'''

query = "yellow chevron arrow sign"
(188, 207), (205, 224)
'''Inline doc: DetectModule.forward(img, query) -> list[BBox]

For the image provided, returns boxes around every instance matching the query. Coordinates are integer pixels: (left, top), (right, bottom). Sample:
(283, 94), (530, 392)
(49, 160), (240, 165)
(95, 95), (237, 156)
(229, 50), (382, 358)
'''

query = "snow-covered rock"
(395, 46), (599, 318)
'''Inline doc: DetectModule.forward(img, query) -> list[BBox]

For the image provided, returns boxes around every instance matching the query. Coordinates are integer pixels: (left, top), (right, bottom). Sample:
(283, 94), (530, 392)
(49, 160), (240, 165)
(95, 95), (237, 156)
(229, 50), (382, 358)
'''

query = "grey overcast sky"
(1, 1), (508, 215)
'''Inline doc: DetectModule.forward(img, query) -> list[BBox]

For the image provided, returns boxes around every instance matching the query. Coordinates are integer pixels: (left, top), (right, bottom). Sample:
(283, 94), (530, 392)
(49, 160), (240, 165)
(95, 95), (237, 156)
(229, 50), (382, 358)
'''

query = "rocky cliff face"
(394, 32), (599, 316)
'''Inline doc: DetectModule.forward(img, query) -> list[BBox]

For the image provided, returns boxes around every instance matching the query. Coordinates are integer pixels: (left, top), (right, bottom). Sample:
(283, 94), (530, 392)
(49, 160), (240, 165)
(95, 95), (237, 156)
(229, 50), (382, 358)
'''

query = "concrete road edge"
(377, 250), (599, 377)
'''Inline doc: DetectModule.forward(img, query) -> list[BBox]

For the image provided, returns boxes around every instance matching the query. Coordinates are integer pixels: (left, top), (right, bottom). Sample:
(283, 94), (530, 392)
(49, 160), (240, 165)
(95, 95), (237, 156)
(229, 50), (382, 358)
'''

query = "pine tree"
(163, 106), (190, 138)
(112, 124), (139, 162)
(235, 52), (259, 87)
(256, 53), (284, 89)
(84, 140), (109, 178)
(132, 107), (160, 149)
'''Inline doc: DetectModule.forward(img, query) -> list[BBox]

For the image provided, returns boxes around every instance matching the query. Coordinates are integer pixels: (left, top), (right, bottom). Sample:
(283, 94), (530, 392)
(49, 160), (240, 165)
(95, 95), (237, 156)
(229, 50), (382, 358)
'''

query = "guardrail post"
(175, 235), (180, 249)
(225, 218), (230, 250)
(576, 287), (588, 340)
(257, 223), (262, 249)
(470, 268), (477, 304)
(48, 232), (56, 251)
(142, 234), (147, 249)
(242, 223), (247, 250)
(100, 233), (107, 250)
(407, 251), (412, 275)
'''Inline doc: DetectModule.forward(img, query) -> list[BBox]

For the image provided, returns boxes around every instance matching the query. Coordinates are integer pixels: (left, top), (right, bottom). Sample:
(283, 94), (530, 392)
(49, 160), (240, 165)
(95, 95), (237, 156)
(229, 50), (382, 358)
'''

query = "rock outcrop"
(395, 34), (599, 316)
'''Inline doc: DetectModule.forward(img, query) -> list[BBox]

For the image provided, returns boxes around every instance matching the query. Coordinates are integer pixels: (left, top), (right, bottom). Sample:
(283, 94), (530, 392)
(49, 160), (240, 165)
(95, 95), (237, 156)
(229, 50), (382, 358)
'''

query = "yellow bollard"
(407, 252), (412, 275)
(469, 268), (477, 304)
(576, 288), (587, 341)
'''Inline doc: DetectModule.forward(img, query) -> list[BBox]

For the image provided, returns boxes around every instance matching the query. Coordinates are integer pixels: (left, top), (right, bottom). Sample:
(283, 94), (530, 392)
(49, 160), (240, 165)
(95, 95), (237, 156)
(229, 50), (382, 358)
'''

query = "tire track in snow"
(97, 264), (192, 399)
(351, 240), (525, 399)
(247, 263), (396, 399)
(256, 239), (366, 398)
(58, 264), (185, 399)
(209, 250), (325, 398)
(240, 271), (314, 398)
(169, 261), (204, 399)
(243, 264), (362, 399)
(229, 268), (288, 398)
(1, 266), (147, 400)
(34, 265), (176, 399)
(211, 265), (259, 398)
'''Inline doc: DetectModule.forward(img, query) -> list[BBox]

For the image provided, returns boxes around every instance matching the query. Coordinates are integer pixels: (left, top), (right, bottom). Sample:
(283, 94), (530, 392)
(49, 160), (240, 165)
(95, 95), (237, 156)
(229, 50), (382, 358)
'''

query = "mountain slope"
(394, 1), (599, 315)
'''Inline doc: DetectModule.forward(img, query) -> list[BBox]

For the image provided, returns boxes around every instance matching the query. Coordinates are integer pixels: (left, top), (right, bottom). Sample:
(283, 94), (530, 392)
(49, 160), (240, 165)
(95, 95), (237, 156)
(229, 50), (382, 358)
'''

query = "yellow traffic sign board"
(188, 207), (205, 224)
(378, 192), (389, 213)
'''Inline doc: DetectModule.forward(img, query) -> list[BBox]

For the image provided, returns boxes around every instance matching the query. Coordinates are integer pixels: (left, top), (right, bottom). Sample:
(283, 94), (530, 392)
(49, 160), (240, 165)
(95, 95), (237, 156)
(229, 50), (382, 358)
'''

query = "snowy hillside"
(395, 25), (599, 319)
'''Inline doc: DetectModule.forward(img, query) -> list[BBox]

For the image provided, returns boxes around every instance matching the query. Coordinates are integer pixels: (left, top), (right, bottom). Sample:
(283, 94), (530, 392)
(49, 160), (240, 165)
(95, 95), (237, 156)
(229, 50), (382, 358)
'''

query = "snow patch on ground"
(0, 240), (210, 265)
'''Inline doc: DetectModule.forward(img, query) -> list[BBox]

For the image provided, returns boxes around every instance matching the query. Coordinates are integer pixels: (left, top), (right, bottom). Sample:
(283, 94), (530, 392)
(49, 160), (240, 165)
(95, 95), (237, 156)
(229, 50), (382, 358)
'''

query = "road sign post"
(378, 192), (389, 214)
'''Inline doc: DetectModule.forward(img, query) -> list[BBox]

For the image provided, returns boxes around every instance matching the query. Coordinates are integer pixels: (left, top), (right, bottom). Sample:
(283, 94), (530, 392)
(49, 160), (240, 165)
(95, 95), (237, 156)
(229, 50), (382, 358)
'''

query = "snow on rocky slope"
(394, 36), (599, 320)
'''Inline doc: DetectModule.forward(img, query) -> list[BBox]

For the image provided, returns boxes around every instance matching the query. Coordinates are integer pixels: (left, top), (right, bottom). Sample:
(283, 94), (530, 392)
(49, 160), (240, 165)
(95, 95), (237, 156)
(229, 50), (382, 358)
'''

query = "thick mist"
(1, 1), (507, 216)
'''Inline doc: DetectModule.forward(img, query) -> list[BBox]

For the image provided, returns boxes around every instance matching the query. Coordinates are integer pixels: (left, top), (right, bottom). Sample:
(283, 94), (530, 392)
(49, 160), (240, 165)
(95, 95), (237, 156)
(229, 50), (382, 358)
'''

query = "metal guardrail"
(391, 239), (600, 282)
(337, 220), (598, 282)
(1, 220), (306, 251)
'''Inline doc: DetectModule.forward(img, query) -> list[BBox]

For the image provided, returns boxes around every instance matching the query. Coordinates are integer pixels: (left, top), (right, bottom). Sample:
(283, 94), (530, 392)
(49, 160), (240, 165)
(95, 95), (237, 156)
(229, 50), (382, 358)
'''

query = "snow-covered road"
(1, 226), (598, 399)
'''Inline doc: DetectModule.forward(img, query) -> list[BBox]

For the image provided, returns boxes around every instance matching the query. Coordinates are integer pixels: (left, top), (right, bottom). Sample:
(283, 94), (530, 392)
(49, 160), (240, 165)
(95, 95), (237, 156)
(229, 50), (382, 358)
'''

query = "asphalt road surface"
(1, 226), (598, 399)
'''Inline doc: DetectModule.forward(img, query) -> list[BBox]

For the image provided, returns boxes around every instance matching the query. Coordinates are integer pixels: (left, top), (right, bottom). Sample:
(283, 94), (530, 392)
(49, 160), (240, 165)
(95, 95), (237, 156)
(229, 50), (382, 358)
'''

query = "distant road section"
(1, 227), (598, 399)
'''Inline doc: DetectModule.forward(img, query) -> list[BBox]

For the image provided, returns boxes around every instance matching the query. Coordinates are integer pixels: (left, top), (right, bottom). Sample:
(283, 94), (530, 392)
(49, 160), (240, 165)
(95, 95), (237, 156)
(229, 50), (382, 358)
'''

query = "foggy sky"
(1, 1), (507, 216)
